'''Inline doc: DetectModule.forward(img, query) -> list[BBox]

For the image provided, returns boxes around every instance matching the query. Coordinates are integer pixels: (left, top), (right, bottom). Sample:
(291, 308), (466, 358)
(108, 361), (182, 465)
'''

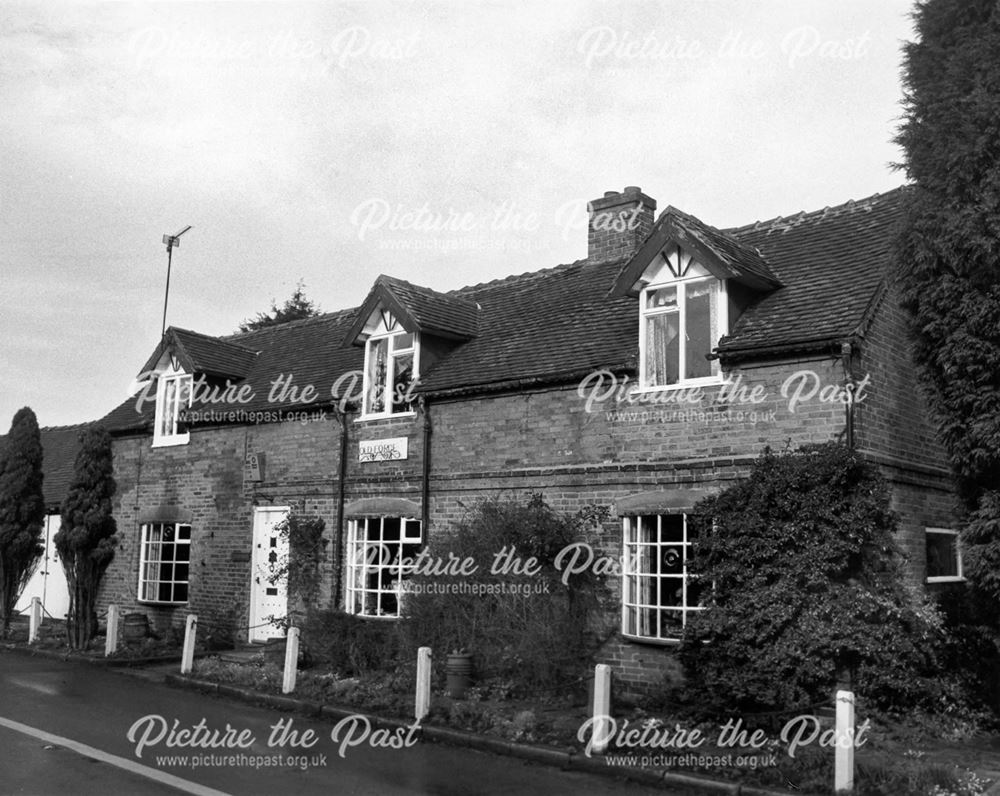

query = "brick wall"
(854, 282), (961, 586)
(103, 328), (957, 692)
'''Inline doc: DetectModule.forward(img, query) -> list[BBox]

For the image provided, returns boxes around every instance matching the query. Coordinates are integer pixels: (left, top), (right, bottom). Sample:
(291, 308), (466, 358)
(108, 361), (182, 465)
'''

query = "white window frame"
(638, 245), (727, 391)
(152, 362), (192, 447)
(138, 522), (192, 604)
(621, 513), (704, 643)
(360, 312), (420, 420)
(344, 516), (423, 618)
(925, 527), (964, 583)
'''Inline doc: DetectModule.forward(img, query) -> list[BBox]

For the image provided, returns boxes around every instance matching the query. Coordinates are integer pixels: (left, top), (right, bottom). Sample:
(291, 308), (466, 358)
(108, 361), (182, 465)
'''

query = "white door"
(249, 506), (289, 642)
(18, 515), (70, 620)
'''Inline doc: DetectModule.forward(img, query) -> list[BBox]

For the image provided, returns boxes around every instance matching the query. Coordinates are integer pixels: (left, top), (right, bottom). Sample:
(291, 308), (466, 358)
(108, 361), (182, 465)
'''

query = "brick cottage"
(82, 185), (960, 692)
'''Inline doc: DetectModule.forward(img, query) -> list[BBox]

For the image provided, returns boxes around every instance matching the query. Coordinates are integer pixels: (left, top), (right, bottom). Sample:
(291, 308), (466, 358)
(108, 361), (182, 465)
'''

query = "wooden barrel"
(122, 612), (149, 644)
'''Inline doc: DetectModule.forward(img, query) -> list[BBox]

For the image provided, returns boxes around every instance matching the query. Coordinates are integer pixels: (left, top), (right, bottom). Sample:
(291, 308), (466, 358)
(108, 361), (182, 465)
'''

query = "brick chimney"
(587, 186), (656, 262)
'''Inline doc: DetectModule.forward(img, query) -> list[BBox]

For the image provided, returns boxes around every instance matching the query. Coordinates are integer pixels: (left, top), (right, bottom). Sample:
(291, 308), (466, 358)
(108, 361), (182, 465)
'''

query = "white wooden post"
(28, 597), (41, 643)
(592, 663), (613, 755)
(181, 614), (197, 675)
(105, 604), (119, 657)
(835, 689), (855, 793)
(282, 627), (300, 694)
(415, 646), (432, 723)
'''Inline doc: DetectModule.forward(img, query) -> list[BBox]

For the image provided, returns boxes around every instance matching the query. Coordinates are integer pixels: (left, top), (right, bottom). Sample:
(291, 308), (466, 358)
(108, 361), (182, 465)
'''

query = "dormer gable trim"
(611, 209), (782, 297)
(343, 275), (480, 347)
(138, 327), (257, 381)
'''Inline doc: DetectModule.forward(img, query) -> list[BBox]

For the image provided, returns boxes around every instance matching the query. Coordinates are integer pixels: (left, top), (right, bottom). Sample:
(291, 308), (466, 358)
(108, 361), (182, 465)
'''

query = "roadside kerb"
(164, 670), (795, 796)
(0, 642), (213, 669)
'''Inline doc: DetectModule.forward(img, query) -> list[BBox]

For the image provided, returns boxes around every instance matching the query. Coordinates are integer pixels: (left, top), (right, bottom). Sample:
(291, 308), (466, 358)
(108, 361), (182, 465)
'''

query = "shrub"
(399, 493), (612, 693)
(681, 443), (943, 716)
(301, 609), (401, 677)
(268, 511), (327, 623)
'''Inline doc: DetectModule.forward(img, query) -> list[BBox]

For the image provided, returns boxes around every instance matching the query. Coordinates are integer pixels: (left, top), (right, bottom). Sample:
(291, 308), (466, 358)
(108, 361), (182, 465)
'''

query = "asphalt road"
(0, 652), (675, 796)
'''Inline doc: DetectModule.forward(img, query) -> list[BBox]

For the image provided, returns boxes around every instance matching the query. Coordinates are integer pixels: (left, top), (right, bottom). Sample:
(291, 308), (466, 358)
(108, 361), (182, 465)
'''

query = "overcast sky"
(0, 1), (914, 429)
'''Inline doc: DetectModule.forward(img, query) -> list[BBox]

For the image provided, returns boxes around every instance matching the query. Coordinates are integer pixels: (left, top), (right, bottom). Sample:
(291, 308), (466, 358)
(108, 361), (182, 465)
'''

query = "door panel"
(249, 506), (289, 642)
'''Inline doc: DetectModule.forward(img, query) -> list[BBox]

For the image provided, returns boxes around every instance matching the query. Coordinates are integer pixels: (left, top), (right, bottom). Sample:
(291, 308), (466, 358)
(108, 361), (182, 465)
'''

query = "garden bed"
(188, 653), (995, 796)
(0, 615), (225, 664)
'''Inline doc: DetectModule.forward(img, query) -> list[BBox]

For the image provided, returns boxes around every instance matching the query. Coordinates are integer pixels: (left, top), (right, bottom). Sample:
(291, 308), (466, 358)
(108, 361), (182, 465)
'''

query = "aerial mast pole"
(160, 225), (192, 338)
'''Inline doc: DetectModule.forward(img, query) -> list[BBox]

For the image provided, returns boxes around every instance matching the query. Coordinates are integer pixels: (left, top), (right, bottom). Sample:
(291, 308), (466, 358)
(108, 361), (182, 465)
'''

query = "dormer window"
(639, 245), (727, 389)
(153, 359), (192, 447)
(362, 311), (419, 418)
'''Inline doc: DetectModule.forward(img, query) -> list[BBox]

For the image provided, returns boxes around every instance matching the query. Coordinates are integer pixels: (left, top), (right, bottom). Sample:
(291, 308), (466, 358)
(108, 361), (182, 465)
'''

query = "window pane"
(392, 332), (414, 351)
(646, 314), (679, 386)
(161, 380), (176, 436)
(926, 533), (959, 578)
(685, 281), (713, 379)
(391, 352), (414, 413)
(366, 338), (388, 413)
(646, 286), (677, 310)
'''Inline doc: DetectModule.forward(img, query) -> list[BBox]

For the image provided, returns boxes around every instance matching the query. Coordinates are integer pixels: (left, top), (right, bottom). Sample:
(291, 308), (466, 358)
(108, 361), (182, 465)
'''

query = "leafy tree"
(55, 427), (117, 649)
(895, 0), (1000, 602)
(681, 444), (943, 716)
(0, 408), (45, 635)
(238, 279), (321, 332)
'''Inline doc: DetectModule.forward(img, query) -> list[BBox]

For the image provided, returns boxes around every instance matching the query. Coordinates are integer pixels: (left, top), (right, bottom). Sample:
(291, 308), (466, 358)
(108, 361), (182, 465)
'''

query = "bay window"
(138, 522), (191, 603)
(622, 513), (704, 642)
(345, 516), (423, 618)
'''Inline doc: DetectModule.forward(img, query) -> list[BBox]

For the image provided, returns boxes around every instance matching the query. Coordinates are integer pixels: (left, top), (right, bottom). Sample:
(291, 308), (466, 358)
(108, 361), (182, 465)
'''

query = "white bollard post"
(28, 597), (41, 643)
(835, 689), (855, 793)
(282, 627), (300, 694)
(592, 663), (613, 755)
(105, 604), (119, 657)
(181, 615), (197, 675)
(415, 646), (432, 723)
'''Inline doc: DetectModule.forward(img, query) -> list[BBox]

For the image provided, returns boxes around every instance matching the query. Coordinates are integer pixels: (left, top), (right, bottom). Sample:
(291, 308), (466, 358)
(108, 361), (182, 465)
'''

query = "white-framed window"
(639, 245), (727, 389)
(926, 527), (964, 583)
(153, 361), (192, 447)
(361, 311), (419, 418)
(344, 516), (422, 618)
(138, 522), (191, 604)
(622, 513), (704, 642)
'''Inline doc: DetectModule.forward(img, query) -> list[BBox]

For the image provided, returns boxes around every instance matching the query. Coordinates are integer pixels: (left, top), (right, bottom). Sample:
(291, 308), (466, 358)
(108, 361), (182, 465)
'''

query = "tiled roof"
(720, 187), (906, 355)
(140, 328), (258, 379)
(613, 206), (781, 296)
(96, 187), (907, 430)
(0, 424), (90, 509)
(101, 310), (365, 433)
(343, 275), (480, 345)
(420, 260), (636, 394)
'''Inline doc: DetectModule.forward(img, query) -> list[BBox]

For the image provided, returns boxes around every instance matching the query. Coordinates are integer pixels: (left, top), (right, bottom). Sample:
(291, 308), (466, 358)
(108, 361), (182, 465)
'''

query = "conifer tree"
(0, 408), (45, 634)
(55, 427), (117, 649)
(895, 0), (1000, 600)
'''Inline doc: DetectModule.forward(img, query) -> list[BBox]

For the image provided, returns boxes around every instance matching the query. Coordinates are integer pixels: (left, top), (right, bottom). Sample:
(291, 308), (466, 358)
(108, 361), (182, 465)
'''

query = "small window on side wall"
(925, 528), (963, 583)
